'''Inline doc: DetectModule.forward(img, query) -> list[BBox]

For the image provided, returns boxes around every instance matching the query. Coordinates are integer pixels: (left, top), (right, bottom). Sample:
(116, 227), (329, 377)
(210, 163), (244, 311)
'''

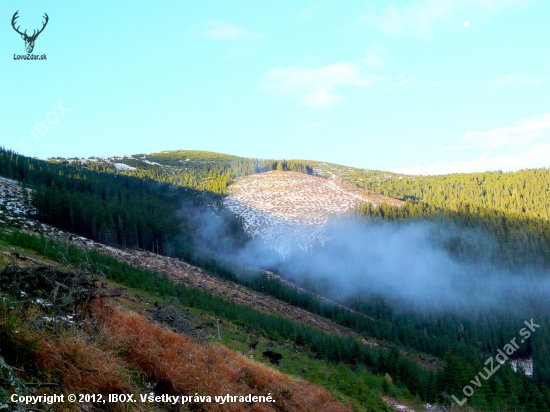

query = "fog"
(190, 209), (550, 315)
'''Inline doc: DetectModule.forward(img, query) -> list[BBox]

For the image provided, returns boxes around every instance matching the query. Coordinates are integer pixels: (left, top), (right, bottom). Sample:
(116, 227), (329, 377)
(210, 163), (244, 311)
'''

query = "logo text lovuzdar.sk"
(11, 10), (49, 60)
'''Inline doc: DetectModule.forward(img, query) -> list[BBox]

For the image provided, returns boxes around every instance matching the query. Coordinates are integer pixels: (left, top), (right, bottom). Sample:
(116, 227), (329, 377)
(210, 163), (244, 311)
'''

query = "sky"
(1, 0), (549, 175)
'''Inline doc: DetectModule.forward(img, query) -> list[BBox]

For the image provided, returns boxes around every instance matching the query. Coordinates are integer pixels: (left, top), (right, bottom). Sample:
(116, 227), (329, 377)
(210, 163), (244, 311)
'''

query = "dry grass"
(35, 333), (134, 396)
(1, 305), (135, 411)
(3, 296), (352, 411)
(94, 302), (352, 412)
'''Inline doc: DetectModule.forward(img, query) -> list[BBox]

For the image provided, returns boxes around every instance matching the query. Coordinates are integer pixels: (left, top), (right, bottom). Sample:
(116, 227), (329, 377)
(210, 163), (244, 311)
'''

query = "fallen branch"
(98, 290), (122, 298)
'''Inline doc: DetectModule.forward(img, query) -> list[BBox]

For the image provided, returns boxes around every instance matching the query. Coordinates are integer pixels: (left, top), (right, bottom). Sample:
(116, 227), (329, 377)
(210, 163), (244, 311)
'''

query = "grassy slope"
(0, 232), (414, 412)
(9, 150), (547, 410)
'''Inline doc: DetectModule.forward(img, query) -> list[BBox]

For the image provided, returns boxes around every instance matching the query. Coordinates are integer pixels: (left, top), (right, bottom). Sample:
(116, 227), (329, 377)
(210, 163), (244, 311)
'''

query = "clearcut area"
(224, 171), (403, 254)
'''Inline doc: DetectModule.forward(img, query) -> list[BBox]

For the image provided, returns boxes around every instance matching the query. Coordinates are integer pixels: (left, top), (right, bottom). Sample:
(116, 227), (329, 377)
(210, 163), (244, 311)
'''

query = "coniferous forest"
(1, 146), (549, 410)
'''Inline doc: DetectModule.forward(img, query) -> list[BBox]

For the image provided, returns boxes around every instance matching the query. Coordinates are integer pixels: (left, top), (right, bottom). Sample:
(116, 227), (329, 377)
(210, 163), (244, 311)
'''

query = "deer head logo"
(11, 11), (49, 54)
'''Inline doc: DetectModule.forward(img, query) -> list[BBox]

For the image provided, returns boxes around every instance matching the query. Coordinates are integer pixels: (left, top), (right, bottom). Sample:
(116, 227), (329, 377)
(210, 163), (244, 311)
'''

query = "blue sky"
(1, 0), (549, 174)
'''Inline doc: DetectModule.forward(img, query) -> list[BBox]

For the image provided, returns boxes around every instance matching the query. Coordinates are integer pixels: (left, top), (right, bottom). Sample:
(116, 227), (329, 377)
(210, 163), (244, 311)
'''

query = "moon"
(463, 21), (471, 28)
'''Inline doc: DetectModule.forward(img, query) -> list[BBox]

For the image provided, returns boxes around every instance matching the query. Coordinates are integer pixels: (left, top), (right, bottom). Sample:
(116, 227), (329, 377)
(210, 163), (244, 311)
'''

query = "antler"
(32, 13), (49, 39)
(11, 11), (27, 37)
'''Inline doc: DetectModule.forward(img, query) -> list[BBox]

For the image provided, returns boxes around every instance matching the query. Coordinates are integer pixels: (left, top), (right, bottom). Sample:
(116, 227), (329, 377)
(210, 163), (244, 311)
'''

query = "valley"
(1, 148), (549, 412)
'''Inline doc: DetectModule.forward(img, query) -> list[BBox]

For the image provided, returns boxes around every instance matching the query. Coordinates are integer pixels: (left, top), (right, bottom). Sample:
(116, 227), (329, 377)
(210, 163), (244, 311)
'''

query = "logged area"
(2, 149), (550, 412)
(0, 176), (391, 352)
(0, 264), (352, 412)
(225, 171), (403, 253)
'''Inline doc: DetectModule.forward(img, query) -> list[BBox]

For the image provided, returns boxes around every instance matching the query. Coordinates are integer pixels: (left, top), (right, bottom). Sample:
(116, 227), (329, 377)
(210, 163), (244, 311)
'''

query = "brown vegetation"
(1, 296), (352, 412)
(35, 333), (134, 397)
(94, 302), (352, 411)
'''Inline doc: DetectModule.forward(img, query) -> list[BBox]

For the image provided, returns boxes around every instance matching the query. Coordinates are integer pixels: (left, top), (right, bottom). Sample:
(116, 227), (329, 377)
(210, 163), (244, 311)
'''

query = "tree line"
(3, 230), (548, 411)
(2, 147), (550, 410)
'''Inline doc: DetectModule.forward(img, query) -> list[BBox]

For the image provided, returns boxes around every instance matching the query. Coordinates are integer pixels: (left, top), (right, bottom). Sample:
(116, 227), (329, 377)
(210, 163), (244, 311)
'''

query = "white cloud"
(392, 144), (550, 175)
(259, 62), (383, 109)
(445, 113), (550, 151)
(487, 73), (546, 88)
(364, 1), (453, 38)
(393, 113), (550, 175)
(202, 21), (262, 40)
(364, 0), (526, 38)
(360, 45), (389, 68)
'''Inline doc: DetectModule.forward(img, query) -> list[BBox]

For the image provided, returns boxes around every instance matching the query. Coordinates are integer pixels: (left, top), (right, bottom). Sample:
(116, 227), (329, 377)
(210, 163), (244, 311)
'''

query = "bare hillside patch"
(224, 171), (403, 253)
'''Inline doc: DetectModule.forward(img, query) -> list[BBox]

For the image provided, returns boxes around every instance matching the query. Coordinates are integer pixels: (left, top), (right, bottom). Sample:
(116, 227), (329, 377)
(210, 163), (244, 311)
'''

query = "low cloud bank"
(189, 208), (550, 315)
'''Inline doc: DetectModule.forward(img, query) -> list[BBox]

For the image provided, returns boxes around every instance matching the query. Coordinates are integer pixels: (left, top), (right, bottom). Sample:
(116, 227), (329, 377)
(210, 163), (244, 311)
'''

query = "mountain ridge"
(2, 147), (550, 411)
(56, 149), (550, 221)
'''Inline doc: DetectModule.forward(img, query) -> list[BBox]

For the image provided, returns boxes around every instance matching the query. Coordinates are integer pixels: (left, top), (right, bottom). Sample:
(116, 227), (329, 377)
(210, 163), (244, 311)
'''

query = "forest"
(1, 146), (549, 410)
(2, 230), (548, 411)
(306, 160), (549, 220)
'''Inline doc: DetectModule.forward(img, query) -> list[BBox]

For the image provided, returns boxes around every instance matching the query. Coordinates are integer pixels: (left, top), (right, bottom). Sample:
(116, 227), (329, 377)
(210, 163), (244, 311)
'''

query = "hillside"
(225, 171), (403, 254)
(0, 169), (435, 366)
(60, 150), (273, 195)
(0, 263), (353, 412)
(47, 150), (550, 224)
(2, 147), (550, 411)
(0, 177), (438, 412)
(300, 160), (550, 221)
(57, 150), (550, 223)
